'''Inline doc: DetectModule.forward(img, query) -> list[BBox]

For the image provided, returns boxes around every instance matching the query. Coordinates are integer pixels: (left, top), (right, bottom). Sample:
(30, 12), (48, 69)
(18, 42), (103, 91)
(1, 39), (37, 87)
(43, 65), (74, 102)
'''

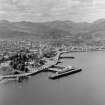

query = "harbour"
(0, 1), (105, 105)
(0, 50), (78, 81)
(0, 51), (105, 105)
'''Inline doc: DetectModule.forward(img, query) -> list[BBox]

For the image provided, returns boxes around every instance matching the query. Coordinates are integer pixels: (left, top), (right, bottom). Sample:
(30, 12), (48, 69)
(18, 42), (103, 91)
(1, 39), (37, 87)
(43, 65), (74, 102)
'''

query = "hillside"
(0, 19), (105, 46)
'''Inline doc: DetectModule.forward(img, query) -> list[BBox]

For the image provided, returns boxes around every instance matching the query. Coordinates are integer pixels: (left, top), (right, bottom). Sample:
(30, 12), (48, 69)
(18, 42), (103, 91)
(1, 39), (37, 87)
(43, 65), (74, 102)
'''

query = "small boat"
(49, 66), (82, 79)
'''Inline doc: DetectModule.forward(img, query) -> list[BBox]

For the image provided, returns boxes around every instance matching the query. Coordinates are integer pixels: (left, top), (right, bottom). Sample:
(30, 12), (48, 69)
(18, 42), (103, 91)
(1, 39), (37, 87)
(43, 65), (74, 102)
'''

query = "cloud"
(0, 0), (105, 22)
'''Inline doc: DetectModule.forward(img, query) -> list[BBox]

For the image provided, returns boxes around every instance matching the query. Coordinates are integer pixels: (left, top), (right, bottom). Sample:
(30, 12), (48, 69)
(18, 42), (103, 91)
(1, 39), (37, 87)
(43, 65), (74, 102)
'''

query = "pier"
(0, 50), (81, 81)
(0, 51), (63, 80)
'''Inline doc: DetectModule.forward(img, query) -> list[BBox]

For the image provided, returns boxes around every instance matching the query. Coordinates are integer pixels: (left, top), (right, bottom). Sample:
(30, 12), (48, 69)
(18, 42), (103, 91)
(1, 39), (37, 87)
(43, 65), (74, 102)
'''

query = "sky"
(0, 0), (105, 22)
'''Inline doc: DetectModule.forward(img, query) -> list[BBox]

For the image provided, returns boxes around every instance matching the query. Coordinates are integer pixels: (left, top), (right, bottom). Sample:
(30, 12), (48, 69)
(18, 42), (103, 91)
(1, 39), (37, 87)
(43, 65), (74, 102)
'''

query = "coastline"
(67, 47), (105, 52)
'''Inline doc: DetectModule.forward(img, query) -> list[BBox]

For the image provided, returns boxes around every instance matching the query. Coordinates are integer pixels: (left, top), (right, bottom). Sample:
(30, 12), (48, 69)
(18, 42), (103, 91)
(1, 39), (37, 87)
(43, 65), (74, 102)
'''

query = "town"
(0, 40), (82, 82)
(0, 39), (105, 81)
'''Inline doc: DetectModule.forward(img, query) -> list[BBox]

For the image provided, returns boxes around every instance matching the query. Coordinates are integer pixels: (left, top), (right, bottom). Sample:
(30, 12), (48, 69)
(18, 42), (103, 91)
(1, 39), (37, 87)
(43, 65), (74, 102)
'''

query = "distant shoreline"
(67, 47), (105, 52)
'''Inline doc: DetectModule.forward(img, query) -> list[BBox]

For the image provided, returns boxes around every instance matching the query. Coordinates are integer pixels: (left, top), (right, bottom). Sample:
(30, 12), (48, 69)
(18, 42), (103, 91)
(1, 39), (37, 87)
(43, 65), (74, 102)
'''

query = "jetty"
(49, 68), (82, 79)
(0, 51), (63, 80)
(60, 56), (75, 59)
(0, 50), (82, 81)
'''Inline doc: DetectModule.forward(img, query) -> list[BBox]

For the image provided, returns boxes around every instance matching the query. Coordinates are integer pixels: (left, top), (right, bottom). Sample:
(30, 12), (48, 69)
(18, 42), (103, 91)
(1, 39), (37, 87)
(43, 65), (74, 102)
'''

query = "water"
(0, 51), (105, 105)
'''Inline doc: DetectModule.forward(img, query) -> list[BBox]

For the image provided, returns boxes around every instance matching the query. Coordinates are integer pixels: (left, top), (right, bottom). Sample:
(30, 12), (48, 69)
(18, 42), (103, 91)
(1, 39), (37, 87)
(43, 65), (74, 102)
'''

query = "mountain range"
(0, 19), (105, 46)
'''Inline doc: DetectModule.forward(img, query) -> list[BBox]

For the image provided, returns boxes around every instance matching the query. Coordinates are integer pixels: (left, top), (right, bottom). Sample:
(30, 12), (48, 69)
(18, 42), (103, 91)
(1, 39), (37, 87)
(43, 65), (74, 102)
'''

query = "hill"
(0, 19), (105, 46)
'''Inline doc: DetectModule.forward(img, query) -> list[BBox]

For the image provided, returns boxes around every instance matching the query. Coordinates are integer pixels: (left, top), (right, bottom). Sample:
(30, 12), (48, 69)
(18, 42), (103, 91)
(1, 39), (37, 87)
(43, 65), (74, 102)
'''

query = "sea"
(0, 51), (105, 105)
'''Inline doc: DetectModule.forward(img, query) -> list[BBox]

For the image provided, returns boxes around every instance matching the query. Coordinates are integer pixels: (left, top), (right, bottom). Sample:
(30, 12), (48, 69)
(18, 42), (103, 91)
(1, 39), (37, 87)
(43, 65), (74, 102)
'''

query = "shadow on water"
(0, 76), (30, 85)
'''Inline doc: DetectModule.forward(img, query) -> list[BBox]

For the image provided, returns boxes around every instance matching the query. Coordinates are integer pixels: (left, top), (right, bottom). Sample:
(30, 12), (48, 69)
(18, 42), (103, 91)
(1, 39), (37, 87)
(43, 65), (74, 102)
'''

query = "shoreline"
(68, 48), (105, 53)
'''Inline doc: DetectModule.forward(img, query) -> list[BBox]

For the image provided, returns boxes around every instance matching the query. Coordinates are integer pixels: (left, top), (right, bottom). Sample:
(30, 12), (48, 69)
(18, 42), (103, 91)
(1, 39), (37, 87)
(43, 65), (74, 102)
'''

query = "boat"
(49, 66), (82, 79)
